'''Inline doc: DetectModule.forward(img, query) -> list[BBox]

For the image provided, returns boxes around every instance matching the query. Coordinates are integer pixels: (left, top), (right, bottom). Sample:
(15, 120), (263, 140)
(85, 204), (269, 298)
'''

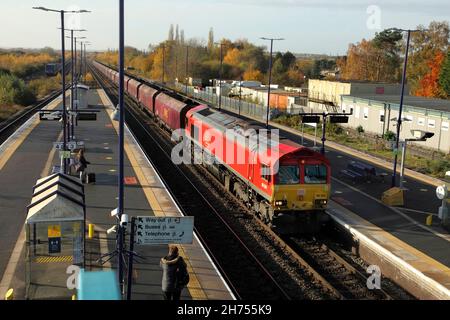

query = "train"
(92, 61), (331, 234)
(45, 63), (61, 76)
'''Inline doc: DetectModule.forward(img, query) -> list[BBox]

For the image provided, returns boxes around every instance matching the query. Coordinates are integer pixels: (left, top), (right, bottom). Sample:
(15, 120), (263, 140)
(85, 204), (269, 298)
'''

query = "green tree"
(0, 73), (36, 106)
(439, 50), (450, 97)
(373, 28), (403, 81)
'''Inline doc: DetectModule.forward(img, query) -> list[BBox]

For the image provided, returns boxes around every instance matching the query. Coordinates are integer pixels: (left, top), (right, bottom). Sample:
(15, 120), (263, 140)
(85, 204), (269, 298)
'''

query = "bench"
(339, 168), (364, 183)
(78, 113), (97, 121)
(340, 161), (386, 183)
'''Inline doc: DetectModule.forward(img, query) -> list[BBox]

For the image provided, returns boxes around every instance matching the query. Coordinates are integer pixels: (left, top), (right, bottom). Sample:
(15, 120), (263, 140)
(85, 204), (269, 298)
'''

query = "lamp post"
(66, 33), (86, 140)
(33, 7), (90, 174)
(185, 45), (190, 95)
(161, 44), (166, 84)
(388, 28), (420, 188)
(260, 37), (284, 129)
(239, 76), (243, 116)
(399, 130), (434, 189)
(74, 38), (86, 133)
(117, 0), (126, 296)
(175, 49), (178, 84)
(215, 42), (227, 111)
(83, 42), (91, 81)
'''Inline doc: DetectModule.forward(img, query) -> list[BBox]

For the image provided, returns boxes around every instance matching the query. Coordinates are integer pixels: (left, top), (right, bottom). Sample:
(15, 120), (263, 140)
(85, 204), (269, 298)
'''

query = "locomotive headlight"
(275, 200), (287, 207)
(315, 199), (328, 207)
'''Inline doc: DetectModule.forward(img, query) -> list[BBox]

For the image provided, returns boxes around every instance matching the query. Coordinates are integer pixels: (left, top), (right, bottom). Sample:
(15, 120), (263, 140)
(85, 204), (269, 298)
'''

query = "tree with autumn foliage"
(338, 29), (402, 83)
(408, 21), (449, 95)
(415, 51), (446, 98)
(243, 69), (263, 82)
(338, 21), (449, 99)
(95, 24), (326, 88)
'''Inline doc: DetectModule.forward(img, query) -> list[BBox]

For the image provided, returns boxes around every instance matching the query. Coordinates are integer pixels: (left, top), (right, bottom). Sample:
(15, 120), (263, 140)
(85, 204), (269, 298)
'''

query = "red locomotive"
(93, 61), (331, 233)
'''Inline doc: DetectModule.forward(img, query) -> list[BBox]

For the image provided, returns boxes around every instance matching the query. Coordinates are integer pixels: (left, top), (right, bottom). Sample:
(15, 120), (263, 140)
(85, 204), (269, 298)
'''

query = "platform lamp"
(32, 7), (91, 174)
(185, 45), (190, 95)
(65, 34), (86, 141)
(82, 42), (92, 81)
(385, 27), (422, 188)
(260, 37), (284, 129)
(398, 130), (434, 189)
(108, 0), (126, 297)
(117, 0), (126, 297)
(214, 42), (228, 111)
(61, 29), (87, 132)
(74, 37), (87, 133)
(161, 43), (166, 84)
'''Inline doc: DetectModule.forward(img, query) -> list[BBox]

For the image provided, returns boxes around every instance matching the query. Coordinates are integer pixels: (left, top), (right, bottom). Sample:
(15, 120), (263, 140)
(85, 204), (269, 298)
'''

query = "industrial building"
(306, 79), (450, 153)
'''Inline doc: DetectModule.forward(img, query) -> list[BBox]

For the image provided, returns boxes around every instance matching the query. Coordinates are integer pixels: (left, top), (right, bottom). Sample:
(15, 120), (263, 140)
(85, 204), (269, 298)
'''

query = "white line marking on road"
(332, 177), (450, 243)
(397, 207), (438, 217)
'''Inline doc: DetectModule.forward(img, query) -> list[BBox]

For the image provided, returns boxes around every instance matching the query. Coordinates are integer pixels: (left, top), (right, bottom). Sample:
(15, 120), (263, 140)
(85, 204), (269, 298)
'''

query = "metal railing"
(173, 83), (294, 121)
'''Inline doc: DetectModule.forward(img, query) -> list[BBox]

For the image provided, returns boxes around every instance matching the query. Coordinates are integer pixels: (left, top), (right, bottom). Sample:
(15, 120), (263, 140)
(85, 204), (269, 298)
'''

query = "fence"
(173, 83), (296, 121)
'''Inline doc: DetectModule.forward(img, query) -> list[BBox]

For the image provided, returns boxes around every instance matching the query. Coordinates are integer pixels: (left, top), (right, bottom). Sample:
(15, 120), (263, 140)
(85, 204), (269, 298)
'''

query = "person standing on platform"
(160, 245), (189, 301)
(75, 149), (90, 182)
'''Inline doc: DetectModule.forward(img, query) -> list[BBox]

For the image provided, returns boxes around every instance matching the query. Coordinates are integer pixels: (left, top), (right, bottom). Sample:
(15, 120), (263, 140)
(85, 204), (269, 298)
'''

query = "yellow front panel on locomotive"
(272, 184), (330, 211)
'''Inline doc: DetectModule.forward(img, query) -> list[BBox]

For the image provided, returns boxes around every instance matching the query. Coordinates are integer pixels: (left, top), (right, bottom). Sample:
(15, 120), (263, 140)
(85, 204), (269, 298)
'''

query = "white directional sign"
(53, 141), (81, 151)
(40, 111), (61, 120)
(135, 216), (194, 245)
(53, 142), (64, 150)
(436, 185), (448, 200)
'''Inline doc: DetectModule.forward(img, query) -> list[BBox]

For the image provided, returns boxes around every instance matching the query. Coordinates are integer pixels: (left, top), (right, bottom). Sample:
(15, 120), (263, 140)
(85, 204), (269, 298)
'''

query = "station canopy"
(26, 173), (85, 224)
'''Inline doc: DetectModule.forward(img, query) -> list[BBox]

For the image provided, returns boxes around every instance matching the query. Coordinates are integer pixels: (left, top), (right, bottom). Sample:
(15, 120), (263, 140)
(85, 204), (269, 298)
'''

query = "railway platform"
(0, 88), (234, 300)
(215, 105), (450, 300)
(159, 85), (449, 299)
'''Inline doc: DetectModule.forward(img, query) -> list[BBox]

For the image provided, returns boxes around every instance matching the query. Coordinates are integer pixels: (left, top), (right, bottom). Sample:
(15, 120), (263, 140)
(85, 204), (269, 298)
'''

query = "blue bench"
(339, 168), (364, 182)
(340, 161), (384, 183)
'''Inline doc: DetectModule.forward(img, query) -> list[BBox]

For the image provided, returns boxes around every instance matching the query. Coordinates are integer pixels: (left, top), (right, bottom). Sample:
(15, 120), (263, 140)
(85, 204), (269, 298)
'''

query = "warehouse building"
(340, 94), (450, 153)
(307, 79), (407, 112)
(305, 79), (450, 153)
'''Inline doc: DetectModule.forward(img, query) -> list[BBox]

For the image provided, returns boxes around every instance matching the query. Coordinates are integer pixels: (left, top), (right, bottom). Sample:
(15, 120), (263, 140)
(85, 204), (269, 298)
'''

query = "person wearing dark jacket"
(75, 149), (90, 182)
(160, 245), (187, 301)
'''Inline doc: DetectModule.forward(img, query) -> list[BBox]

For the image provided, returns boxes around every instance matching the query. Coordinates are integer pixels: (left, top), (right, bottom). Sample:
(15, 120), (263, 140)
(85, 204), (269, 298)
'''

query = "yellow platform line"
(35, 256), (73, 264)
(98, 89), (208, 300)
(0, 94), (66, 299)
(329, 201), (450, 292)
(0, 95), (63, 172)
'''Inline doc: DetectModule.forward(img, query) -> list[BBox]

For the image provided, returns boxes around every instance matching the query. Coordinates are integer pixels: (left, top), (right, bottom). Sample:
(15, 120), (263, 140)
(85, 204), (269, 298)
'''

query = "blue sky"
(1, 0), (449, 54)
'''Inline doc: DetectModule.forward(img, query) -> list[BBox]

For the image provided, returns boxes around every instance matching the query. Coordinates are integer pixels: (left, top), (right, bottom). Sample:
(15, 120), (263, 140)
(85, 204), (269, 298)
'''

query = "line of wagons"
(93, 61), (332, 234)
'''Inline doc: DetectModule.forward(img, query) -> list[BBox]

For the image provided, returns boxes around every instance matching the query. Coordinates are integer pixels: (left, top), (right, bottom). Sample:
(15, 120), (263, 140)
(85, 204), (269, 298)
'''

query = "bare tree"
(168, 24), (174, 41)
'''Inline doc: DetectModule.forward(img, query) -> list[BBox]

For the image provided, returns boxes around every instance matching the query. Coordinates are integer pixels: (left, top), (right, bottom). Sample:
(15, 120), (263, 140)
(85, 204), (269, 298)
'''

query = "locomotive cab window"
(261, 164), (271, 182)
(304, 165), (327, 184)
(276, 165), (300, 185)
(191, 124), (199, 141)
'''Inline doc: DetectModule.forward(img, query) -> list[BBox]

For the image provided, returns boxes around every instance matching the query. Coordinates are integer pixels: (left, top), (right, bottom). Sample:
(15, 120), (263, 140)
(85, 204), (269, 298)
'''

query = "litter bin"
(381, 187), (404, 206)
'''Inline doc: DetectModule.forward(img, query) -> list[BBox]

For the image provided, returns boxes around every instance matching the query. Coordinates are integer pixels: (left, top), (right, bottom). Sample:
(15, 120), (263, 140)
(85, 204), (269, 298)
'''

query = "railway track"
(0, 87), (68, 145)
(91, 65), (296, 300)
(90, 63), (413, 300)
